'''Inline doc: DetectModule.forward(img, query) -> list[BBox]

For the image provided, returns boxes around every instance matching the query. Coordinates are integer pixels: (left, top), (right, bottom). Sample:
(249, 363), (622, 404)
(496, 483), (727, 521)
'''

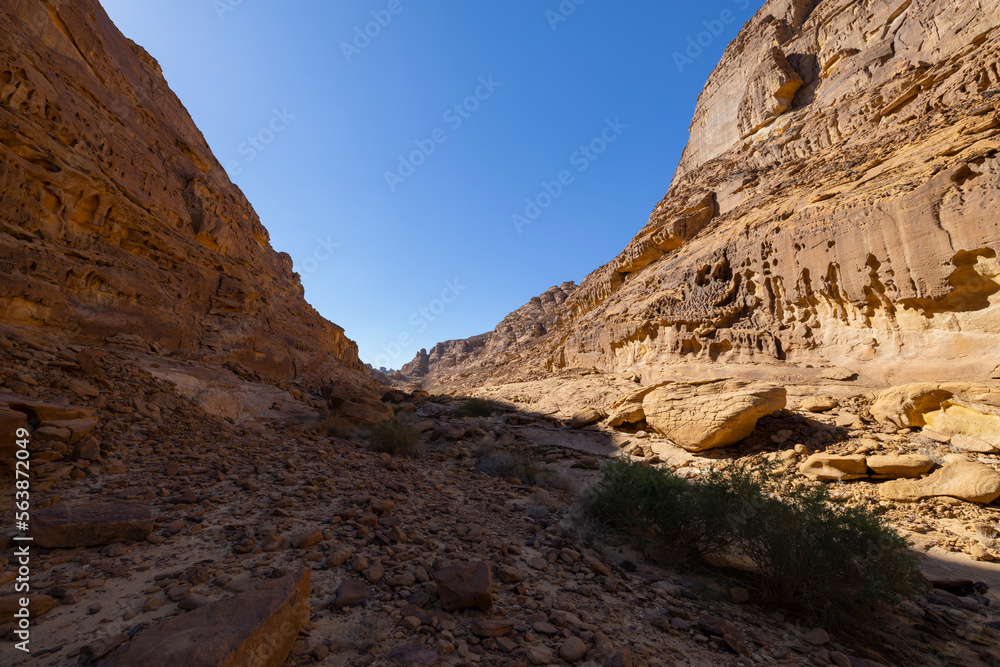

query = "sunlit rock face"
(0, 0), (365, 384)
(401, 0), (1000, 390)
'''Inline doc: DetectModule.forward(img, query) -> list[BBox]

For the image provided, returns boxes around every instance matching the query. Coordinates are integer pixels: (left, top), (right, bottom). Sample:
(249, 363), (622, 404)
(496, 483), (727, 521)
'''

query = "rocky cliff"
(0, 0), (363, 384)
(398, 282), (577, 386)
(401, 0), (1000, 390)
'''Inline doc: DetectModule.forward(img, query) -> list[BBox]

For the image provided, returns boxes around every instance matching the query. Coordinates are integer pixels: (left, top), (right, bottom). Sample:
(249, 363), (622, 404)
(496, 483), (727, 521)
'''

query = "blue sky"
(99, 0), (755, 369)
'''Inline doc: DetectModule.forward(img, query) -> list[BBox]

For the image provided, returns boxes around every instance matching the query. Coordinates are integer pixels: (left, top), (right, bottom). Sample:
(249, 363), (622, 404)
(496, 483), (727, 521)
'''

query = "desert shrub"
(343, 612), (394, 651)
(477, 448), (538, 484)
(536, 469), (579, 495)
(474, 434), (537, 484)
(305, 412), (359, 439)
(367, 414), (423, 457)
(580, 458), (704, 557)
(454, 397), (494, 418)
(580, 459), (925, 634)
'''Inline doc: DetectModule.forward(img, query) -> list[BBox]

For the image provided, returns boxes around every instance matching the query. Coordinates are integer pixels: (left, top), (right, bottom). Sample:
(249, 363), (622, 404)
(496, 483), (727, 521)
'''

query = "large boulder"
(641, 380), (786, 451)
(569, 407), (606, 429)
(33, 501), (154, 548)
(101, 571), (310, 667)
(433, 561), (493, 611)
(879, 462), (1000, 504)
(799, 454), (868, 481)
(866, 455), (935, 479)
(605, 382), (672, 428)
(871, 384), (1000, 446)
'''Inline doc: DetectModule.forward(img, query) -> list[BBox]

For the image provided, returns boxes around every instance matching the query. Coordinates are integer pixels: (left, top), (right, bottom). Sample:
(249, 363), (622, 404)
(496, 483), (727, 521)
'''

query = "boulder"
(952, 434), (999, 454)
(879, 462), (1000, 504)
(333, 579), (369, 608)
(866, 455), (935, 479)
(569, 407), (606, 429)
(0, 394), (92, 422)
(799, 454), (868, 481)
(470, 619), (514, 638)
(33, 501), (154, 548)
(381, 389), (409, 403)
(433, 561), (493, 611)
(432, 423), (466, 441)
(871, 384), (1000, 446)
(797, 397), (839, 413)
(560, 636), (588, 662)
(101, 571), (310, 667)
(818, 368), (858, 381)
(641, 380), (786, 451)
(605, 383), (673, 427)
(39, 417), (98, 444)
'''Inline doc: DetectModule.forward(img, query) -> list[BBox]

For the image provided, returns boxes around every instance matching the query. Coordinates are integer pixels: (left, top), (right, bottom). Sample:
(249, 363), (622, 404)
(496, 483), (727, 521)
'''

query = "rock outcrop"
(880, 461), (1000, 505)
(400, 0), (1000, 391)
(0, 0), (365, 386)
(872, 383), (1000, 445)
(640, 380), (786, 451)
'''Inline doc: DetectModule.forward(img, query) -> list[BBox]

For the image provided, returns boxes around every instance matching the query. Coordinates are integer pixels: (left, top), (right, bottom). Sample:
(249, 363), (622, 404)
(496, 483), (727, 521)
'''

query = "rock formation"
(401, 0), (1000, 390)
(0, 0), (366, 387)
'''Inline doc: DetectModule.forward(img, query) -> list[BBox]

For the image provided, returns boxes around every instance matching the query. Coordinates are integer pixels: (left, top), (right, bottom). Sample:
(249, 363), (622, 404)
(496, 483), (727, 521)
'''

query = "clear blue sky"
(99, 0), (756, 370)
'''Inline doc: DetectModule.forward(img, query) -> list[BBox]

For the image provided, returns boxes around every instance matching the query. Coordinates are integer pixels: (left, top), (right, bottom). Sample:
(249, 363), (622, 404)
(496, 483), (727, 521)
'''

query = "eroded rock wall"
(0, 0), (363, 383)
(402, 0), (1000, 389)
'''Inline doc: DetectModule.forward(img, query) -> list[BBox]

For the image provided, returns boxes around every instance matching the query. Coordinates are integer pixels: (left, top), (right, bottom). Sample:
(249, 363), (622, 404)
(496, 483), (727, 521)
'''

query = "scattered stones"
(0, 594), (57, 623)
(385, 642), (443, 665)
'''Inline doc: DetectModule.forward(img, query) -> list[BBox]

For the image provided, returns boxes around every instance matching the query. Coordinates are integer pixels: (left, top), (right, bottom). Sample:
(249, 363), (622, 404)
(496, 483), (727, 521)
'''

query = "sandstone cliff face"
(398, 282), (577, 386)
(0, 0), (362, 383)
(403, 0), (1000, 389)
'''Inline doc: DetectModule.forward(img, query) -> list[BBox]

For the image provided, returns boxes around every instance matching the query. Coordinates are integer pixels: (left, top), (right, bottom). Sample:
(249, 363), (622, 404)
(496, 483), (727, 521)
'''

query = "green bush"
(367, 414), (423, 457)
(453, 397), (494, 418)
(580, 459), (925, 634)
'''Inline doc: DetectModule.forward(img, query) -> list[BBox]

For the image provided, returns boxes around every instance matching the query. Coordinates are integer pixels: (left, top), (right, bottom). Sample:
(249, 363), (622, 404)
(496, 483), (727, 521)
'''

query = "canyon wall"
(402, 0), (1000, 389)
(0, 0), (364, 384)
